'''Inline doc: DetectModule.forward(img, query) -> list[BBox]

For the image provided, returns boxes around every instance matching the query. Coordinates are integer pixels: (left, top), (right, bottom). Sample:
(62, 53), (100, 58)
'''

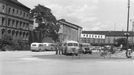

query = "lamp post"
(126, 0), (131, 58)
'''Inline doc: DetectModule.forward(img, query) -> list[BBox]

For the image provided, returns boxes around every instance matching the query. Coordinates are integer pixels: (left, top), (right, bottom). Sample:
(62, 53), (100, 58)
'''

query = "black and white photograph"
(0, 0), (134, 75)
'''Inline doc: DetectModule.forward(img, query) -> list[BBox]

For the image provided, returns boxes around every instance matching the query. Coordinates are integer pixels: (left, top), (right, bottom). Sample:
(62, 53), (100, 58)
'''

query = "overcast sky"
(19, 0), (134, 31)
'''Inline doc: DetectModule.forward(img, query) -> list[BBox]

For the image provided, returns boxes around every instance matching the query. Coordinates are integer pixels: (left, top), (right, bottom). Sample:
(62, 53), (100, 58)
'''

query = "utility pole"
(126, 0), (131, 58)
(132, 21), (134, 51)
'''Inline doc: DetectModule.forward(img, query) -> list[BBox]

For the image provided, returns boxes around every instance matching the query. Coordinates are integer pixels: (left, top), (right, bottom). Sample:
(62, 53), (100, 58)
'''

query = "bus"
(62, 41), (80, 56)
(31, 43), (45, 52)
(42, 43), (56, 51)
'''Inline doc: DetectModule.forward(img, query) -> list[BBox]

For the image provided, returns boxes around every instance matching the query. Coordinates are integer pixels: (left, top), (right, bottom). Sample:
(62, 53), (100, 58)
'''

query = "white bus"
(42, 43), (56, 51)
(62, 41), (80, 56)
(31, 43), (45, 52)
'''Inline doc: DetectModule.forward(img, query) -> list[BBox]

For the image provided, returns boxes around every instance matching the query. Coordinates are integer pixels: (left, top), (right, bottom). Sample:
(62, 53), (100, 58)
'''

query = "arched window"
(8, 30), (11, 34)
(1, 29), (5, 34)
(12, 30), (15, 36)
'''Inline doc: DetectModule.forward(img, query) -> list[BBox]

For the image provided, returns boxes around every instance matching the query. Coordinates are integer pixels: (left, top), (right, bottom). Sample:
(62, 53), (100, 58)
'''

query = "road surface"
(0, 51), (134, 75)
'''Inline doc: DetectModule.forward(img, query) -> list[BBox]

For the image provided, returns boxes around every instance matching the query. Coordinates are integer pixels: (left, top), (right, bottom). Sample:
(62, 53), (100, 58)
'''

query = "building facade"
(81, 31), (134, 45)
(0, 0), (33, 43)
(58, 19), (82, 42)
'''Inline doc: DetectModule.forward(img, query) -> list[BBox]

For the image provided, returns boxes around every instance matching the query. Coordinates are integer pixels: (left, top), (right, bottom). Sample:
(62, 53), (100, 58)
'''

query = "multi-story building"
(58, 19), (82, 42)
(81, 31), (134, 45)
(0, 0), (33, 43)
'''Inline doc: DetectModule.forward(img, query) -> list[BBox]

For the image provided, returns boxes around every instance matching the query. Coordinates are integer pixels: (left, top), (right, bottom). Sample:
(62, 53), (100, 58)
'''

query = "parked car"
(80, 43), (92, 54)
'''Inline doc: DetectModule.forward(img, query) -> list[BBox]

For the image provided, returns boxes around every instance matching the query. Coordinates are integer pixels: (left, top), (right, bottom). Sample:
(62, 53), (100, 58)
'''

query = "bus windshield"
(68, 43), (78, 46)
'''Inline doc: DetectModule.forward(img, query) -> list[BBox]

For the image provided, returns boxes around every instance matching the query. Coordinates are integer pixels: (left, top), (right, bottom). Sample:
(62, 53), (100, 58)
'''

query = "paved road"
(0, 51), (134, 75)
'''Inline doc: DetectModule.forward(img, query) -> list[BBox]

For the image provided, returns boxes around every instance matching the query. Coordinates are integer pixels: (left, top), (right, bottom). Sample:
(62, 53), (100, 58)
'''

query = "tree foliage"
(30, 4), (60, 42)
(115, 38), (127, 47)
(2, 34), (12, 45)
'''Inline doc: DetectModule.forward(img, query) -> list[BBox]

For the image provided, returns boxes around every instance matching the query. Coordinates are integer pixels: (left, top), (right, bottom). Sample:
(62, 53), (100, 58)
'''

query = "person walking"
(58, 43), (63, 55)
(55, 43), (59, 55)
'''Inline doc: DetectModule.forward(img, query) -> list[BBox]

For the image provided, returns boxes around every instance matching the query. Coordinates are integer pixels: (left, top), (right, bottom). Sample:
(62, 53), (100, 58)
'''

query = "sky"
(18, 0), (134, 31)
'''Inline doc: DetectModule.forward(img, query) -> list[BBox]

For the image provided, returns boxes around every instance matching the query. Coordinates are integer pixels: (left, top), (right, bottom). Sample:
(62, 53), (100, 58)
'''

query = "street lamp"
(126, 0), (131, 58)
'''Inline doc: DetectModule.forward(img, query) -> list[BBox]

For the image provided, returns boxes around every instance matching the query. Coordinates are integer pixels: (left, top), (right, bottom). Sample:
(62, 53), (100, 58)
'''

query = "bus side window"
(39, 44), (43, 47)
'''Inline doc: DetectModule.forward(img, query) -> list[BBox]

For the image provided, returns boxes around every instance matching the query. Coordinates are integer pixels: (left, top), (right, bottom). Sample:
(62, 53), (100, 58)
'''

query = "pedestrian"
(55, 43), (59, 55)
(110, 45), (115, 54)
(128, 48), (132, 58)
(58, 42), (63, 55)
(126, 46), (132, 58)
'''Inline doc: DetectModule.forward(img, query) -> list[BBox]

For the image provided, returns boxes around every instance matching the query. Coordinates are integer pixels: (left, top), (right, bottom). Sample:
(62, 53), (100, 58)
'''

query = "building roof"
(58, 19), (82, 29)
(82, 31), (134, 36)
(3, 0), (30, 11)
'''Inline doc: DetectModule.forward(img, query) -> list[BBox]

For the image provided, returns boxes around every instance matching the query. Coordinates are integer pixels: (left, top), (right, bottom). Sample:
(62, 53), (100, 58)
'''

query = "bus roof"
(63, 40), (79, 43)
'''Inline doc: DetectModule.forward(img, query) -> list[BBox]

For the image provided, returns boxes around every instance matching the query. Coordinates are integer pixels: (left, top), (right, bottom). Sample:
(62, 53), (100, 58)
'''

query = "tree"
(2, 34), (12, 45)
(0, 34), (13, 51)
(30, 4), (60, 42)
(115, 38), (127, 48)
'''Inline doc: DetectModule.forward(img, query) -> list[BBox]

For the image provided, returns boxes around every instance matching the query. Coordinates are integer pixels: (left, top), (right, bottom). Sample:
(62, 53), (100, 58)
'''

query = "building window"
(12, 30), (15, 36)
(12, 9), (15, 14)
(20, 31), (22, 36)
(1, 29), (5, 34)
(23, 12), (25, 17)
(8, 18), (11, 26)
(16, 31), (18, 36)
(27, 14), (29, 18)
(8, 8), (11, 14)
(23, 32), (25, 37)
(2, 17), (5, 25)
(2, 5), (5, 9)
(16, 21), (18, 28)
(16, 9), (18, 14)
(23, 22), (25, 29)
(2, 5), (5, 12)
(12, 19), (15, 27)
(20, 22), (22, 28)
(26, 23), (29, 30)
(20, 11), (22, 16)
(8, 30), (11, 34)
